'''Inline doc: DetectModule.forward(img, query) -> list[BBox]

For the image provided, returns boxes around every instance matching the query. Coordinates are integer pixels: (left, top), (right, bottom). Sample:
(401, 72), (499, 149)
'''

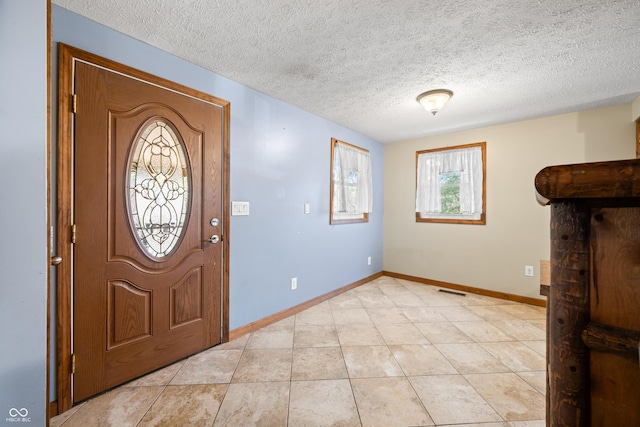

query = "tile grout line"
(364, 279), (436, 426)
(133, 384), (168, 427)
(133, 359), (189, 425)
(52, 277), (546, 426)
(286, 315), (297, 427)
(211, 331), (249, 426)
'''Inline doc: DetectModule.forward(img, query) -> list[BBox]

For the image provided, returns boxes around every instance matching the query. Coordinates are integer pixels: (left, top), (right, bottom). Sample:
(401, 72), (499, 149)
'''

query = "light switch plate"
(232, 201), (250, 216)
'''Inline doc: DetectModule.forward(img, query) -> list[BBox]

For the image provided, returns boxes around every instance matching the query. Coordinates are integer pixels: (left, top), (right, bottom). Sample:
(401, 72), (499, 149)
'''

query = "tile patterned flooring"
(51, 276), (547, 427)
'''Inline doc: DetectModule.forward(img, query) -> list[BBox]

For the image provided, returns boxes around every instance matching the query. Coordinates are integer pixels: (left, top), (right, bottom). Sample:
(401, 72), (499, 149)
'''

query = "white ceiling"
(53, 0), (640, 143)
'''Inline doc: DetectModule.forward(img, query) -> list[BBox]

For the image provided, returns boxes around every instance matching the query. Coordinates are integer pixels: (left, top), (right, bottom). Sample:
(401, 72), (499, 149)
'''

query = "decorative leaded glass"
(128, 120), (190, 258)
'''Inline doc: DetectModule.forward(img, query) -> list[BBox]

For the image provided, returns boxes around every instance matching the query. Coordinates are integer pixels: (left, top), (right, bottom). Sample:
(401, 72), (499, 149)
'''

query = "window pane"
(330, 138), (371, 224)
(439, 171), (461, 214)
(415, 142), (486, 224)
(128, 120), (190, 258)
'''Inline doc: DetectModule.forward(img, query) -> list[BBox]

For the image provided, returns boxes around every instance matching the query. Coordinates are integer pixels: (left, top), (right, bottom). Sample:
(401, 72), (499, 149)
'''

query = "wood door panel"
(590, 208), (640, 329)
(170, 268), (203, 328)
(102, 322), (204, 390)
(590, 352), (640, 425)
(109, 105), (205, 269)
(589, 207), (640, 424)
(107, 280), (152, 349)
(105, 252), (205, 280)
(73, 60), (223, 402)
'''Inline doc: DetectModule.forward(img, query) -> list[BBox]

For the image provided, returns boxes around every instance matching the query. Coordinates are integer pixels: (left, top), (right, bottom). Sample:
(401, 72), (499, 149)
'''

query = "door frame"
(55, 43), (230, 413)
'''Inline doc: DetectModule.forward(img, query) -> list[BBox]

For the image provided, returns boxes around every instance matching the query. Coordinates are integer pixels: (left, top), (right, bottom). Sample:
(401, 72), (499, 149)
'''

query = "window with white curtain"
(330, 138), (372, 224)
(415, 141), (486, 224)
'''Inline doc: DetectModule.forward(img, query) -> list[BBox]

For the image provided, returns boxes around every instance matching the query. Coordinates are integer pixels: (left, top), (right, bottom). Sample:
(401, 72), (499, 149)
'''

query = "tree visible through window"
(439, 171), (461, 214)
(415, 142), (486, 224)
(330, 138), (372, 224)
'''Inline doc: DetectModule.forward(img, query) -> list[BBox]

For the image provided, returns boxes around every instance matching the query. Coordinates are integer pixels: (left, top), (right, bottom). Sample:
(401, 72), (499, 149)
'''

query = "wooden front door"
(69, 53), (226, 402)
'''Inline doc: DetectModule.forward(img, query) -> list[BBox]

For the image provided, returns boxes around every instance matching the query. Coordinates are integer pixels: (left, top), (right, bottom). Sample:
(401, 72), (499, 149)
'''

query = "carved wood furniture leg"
(546, 301), (550, 425)
(549, 201), (590, 426)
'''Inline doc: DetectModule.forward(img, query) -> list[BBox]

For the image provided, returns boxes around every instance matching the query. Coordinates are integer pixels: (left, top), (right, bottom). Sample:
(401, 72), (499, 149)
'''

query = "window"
(128, 119), (191, 257)
(330, 138), (372, 224)
(415, 141), (486, 224)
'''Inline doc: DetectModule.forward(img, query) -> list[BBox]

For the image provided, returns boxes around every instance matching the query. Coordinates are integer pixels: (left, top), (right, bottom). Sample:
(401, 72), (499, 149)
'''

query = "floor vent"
(438, 289), (466, 297)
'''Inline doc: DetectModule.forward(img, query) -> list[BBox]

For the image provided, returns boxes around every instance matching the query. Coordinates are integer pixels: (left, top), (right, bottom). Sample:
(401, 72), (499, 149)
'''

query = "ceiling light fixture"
(417, 89), (453, 115)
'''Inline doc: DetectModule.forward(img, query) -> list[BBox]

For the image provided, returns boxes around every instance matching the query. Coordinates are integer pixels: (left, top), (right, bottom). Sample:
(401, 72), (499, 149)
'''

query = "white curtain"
(416, 145), (483, 214)
(335, 142), (373, 213)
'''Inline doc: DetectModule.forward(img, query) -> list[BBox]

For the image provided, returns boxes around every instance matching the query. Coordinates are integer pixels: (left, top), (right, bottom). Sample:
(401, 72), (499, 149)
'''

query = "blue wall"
(0, 0), (49, 425)
(51, 2), (383, 397)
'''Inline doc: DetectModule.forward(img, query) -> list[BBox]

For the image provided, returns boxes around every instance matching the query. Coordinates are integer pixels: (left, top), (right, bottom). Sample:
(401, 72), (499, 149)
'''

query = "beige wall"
(632, 96), (640, 121)
(384, 104), (635, 300)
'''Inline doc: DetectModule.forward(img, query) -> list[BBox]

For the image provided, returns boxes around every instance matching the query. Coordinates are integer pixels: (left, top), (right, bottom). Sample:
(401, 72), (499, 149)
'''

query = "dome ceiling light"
(417, 89), (453, 116)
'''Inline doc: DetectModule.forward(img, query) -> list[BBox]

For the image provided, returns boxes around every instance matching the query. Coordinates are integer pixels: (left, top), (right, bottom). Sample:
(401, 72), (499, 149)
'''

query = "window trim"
(330, 138), (370, 225)
(415, 141), (486, 225)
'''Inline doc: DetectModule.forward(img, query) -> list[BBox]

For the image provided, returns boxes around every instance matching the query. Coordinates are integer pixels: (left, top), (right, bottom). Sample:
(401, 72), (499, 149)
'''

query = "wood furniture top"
(535, 158), (640, 205)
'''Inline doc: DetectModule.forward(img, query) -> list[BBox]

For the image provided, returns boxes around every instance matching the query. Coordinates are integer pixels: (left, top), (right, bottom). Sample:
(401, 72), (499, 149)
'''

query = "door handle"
(207, 235), (220, 244)
(51, 256), (62, 266)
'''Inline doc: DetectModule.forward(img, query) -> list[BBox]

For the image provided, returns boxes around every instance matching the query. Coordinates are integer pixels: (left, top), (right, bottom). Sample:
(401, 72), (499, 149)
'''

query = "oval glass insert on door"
(127, 119), (190, 258)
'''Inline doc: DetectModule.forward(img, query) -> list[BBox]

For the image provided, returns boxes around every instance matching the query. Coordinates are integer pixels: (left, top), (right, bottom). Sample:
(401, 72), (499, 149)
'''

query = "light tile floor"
(51, 276), (547, 427)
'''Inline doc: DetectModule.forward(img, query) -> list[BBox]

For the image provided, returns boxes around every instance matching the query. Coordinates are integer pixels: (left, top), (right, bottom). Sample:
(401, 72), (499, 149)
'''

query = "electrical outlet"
(524, 265), (534, 277)
(291, 277), (297, 290)
(367, 256), (371, 265)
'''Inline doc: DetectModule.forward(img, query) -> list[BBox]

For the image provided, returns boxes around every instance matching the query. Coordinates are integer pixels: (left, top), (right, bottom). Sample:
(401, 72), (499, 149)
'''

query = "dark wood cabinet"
(536, 159), (640, 426)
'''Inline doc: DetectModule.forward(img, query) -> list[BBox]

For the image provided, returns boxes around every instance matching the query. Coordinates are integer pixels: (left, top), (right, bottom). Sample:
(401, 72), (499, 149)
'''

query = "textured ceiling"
(53, 0), (640, 143)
